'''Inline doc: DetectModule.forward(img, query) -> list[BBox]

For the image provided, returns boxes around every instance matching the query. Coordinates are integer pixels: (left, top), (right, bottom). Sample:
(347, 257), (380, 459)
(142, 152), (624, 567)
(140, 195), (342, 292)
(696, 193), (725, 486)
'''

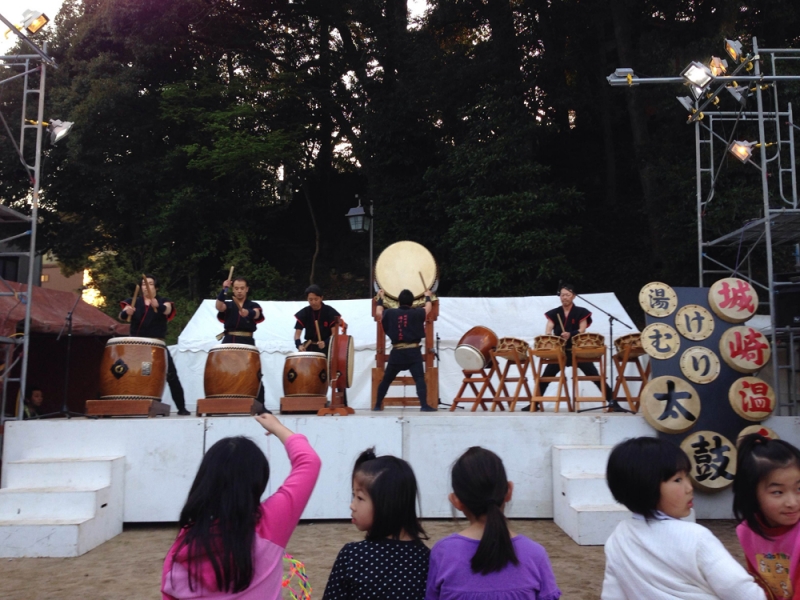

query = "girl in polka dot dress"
(322, 448), (430, 599)
(426, 447), (561, 600)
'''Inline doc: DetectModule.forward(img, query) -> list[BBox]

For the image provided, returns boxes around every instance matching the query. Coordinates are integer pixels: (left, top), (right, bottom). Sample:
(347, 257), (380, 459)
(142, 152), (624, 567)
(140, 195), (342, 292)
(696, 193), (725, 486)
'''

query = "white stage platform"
(4, 412), (799, 523)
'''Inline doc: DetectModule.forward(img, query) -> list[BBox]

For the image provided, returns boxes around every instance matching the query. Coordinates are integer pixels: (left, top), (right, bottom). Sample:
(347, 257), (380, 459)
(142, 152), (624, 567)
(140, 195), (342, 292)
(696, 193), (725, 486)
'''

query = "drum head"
(455, 345), (487, 370)
(210, 343), (259, 352)
(374, 241), (438, 300)
(108, 336), (165, 347)
(327, 335), (355, 388)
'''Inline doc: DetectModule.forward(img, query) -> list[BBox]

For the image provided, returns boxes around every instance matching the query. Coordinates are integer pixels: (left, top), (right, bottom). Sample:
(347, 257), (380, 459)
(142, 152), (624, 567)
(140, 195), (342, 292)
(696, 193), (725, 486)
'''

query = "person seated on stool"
(373, 288), (437, 412)
(293, 284), (342, 355)
(523, 282), (612, 411)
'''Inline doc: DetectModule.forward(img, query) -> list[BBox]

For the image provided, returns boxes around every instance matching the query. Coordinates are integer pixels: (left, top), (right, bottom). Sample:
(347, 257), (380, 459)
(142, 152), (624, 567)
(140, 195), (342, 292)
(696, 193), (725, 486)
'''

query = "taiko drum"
(99, 337), (167, 400)
(455, 326), (498, 370)
(204, 343), (261, 399)
(283, 352), (328, 397)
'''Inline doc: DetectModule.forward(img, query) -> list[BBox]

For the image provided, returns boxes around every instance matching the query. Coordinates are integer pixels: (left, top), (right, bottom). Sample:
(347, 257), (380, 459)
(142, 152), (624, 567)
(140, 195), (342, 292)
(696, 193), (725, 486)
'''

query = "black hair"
(305, 284), (323, 296)
(451, 447), (517, 574)
(143, 274), (159, 288)
(606, 437), (691, 520)
(232, 277), (249, 286)
(734, 433), (800, 539)
(174, 436), (269, 593)
(398, 289), (414, 307)
(352, 447), (427, 542)
(26, 387), (42, 399)
(560, 283), (575, 294)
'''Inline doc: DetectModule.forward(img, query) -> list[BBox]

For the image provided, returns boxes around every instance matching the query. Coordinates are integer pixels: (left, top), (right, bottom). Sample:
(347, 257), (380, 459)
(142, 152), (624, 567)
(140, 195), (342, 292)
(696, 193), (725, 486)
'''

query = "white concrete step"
(0, 456), (124, 557)
(552, 444), (613, 475)
(559, 472), (617, 506)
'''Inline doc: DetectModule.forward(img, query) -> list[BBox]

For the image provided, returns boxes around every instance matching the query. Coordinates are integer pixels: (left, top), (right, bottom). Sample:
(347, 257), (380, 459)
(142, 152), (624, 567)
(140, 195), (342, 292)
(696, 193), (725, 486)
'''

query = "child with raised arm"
(602, 436), (766, 600)
(734, 433), (800, 599)
(162, 414), (321, 599)
(323, 448), (430, 599)
(426, 447), (561, 600)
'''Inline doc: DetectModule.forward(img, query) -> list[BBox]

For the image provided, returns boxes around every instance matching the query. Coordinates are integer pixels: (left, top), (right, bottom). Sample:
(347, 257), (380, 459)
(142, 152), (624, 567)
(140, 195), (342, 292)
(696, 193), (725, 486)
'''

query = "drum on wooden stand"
(613, 333), (643, 355)
(204, 343), (261, 399)
(327, 335), (355, 389)
(455, 326), (498, 370)
(496, 337), (530, 360)
(374, 241), (438, 301)
(283, 352), (328, 397)
(99, 337), (167, 400)
(532, 334), (566, 357)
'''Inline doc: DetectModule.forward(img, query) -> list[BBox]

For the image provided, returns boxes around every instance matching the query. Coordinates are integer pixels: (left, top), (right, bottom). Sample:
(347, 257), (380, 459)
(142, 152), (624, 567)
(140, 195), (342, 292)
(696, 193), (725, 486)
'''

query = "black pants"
(540, 357), (611, 399)
(376, 361), (429, 408)
(221, 336), (266, 405)
(166, 351), (187, 411)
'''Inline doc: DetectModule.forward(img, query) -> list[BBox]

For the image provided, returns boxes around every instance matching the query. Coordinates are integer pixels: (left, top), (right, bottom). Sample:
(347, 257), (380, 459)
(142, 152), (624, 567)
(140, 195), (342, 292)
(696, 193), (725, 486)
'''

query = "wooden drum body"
(99, 337), (167, 400)
(283, 352), (328, 397)
(455, 326), (498, 370)
(328, 335), (355, 389)
(533, 334), (566, 357)
(204, 343), (261, 399)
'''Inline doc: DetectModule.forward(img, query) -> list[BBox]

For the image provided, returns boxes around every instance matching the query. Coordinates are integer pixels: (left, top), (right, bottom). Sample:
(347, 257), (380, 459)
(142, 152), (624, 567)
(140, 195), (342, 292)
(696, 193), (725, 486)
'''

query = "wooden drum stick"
(557, 313), (566, 335)
(127, 284), (140, 323)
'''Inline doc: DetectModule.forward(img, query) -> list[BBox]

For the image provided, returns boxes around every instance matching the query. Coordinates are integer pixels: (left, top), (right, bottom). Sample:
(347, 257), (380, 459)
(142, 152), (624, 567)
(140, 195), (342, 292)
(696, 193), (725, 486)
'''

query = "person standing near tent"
(373, 288), (437, 412)
(120, 275), (190, 415)
(293, 284), (342, 354)
(216, 276), (267, 408)
(522, 282), (612, 411)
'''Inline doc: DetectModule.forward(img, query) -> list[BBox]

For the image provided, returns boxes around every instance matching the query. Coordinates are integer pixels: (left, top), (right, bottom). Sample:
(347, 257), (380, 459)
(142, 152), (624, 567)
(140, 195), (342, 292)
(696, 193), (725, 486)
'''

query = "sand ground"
(0, 519), (746, 599)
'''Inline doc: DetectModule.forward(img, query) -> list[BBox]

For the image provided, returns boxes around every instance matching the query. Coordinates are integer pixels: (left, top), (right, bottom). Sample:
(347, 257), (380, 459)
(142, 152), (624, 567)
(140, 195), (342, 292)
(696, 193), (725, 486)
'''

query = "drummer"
(120, 275), (190, 415)
(524, 283), (612, 411)
(373, 288), (437, 412)
(293, 284), (342, 354)
(216, 276), (267, 408)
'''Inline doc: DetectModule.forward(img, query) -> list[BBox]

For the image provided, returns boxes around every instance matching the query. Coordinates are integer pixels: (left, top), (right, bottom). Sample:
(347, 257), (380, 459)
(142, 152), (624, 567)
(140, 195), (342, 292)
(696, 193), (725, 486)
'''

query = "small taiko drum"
(204, 343), (261, 399)
(99, 337), (167, 400)
(571, 333), (606, 360)
(283, 352), (328, 397)
(496, 337), (530, 360)
(532, 335), (566, 357)
(455, 326), (498, 370)
(614, 333), (643, 356)
(327, 335), (355, 389)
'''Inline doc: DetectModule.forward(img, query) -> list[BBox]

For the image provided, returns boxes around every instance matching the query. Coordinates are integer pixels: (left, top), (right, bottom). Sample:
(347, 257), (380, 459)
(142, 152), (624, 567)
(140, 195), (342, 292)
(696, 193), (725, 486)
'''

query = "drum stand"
(489, 347), (533, 412)
(451, 363), (497, 411)
(371, 299), (439, 409)
(575, 294), (633, 414)
(318, 326), (355, 416)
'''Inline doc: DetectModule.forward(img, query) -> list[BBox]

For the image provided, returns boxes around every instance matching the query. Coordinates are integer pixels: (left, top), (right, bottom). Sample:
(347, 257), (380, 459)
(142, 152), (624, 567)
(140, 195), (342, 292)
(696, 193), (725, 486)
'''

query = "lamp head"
(47, 120), (73, 144)
(681, 61), (714, 90)
(725, 39), (744, 63)
(730, 140), (755, 163)
(21, 9), (49, 35)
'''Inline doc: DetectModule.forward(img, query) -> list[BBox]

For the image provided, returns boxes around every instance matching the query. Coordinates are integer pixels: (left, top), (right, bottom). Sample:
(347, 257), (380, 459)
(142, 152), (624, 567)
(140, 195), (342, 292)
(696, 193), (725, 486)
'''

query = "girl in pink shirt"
(734, 433), (800, 599)
(162, 414), (321, 599)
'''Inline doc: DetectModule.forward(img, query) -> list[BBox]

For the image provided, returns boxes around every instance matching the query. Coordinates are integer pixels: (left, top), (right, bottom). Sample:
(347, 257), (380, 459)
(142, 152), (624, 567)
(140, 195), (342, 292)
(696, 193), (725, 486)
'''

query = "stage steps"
(552, 445), (629, 546)
(0, 456), (124, 557)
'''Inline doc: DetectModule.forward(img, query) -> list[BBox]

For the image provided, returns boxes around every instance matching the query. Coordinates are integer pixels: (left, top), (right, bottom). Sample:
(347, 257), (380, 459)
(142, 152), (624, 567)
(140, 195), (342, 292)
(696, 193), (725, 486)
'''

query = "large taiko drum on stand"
(455, 326), (498, 370)
(204, 343), (261, 399)
(375, 241), (438, 300)
(283, 352), (328, 397)
(99, 337), (167, 400)
(328, 335), (355, 389)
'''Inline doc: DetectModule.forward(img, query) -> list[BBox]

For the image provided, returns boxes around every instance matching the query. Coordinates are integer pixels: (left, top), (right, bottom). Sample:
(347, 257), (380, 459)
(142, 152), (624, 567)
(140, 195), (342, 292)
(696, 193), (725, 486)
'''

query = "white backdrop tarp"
(168, 294), (640, 411)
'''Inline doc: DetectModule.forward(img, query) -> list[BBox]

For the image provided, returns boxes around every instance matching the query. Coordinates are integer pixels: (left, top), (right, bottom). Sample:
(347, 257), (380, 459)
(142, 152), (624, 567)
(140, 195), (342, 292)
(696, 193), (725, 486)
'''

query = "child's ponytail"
(452, 447), (518, 574)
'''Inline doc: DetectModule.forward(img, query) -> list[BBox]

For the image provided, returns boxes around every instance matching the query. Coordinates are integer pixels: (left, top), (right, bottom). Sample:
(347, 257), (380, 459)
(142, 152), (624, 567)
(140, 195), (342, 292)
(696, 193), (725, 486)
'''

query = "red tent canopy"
(0, 282), (128, 338)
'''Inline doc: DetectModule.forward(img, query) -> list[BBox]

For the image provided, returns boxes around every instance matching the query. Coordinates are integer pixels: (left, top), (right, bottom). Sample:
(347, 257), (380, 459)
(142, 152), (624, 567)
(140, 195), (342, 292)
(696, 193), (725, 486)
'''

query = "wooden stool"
(490, 338), (533, 412)
(451, 365), (497, 411)
(529, 335), (572, 412)
(611, 334), (650, 413)
(570, 333), (608, 411)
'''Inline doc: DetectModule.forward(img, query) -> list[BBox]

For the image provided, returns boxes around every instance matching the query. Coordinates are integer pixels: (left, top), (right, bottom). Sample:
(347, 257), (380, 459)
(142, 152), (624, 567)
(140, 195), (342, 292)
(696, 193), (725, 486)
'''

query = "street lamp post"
(344, 195), (374, 297)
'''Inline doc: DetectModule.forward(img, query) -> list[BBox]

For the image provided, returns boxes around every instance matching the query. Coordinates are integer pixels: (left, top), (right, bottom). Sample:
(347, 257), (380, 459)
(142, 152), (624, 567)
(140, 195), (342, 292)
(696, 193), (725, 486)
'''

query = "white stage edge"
(5, 413), (799, 523)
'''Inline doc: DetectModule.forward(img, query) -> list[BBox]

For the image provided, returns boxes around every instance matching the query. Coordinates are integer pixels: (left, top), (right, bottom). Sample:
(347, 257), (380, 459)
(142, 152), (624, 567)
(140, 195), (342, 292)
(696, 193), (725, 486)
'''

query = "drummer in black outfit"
(523, 283), (611, 411)
(293, 284), (341, 354)
(373, 288), (437, 412)
(215, 276), (267, 407)
(120, 275), (190, 415)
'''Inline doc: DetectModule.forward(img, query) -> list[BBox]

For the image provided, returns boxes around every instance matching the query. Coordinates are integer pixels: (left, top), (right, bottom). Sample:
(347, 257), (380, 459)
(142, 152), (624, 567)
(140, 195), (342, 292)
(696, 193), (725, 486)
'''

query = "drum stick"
(418, 271), (427, 291)
(557, 314), (566, 335)
(126, 285), (140, 323)
(224, 265), (234, 294)
(141, 274), (153, 299)
(315, 321), (323, 344)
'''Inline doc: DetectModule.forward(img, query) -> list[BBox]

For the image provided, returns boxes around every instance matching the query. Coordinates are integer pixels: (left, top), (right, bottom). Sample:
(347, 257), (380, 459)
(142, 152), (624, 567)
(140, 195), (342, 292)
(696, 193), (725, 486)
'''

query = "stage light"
(726, 85), (749, 104)
(730, 140), (755, 163)
(681, 61), (714, 90)
(606, 68), (639, 87)
(709, 56), (728, 77)
(21, 9), (49, 35)
(688, 84), (706, 100)
(725, 39), (743, 63)
(47, 120), (73, 144)
(677, 96), (695, 112)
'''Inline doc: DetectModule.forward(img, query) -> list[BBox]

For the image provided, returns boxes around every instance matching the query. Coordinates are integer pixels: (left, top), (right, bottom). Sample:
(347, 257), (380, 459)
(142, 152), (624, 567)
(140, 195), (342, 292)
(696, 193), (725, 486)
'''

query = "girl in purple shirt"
(426, 447), (561, 600)
(161, 414), (321, 599)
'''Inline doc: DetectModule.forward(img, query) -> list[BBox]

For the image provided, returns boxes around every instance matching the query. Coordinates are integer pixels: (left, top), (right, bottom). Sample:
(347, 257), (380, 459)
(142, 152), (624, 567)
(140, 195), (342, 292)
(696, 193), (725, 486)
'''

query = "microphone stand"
(575, 293), (634, 414)
(40, 292), (87, 419)
(435, 332), (460, 409)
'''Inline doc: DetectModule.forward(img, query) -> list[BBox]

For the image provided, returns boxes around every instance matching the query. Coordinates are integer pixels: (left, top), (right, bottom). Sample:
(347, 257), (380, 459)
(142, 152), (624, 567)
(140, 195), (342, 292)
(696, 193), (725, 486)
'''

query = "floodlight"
(47, 120), (73, 144)
(709, 56), (728, 77)
(729, 140), (755, 163)
(606, 68), (639, 87)
(725, 39), (743, 63)
(681, 61), (714, 90)
(726, 85), (749, 104)
(676, 96), (695, 112)
(21, 9), (49, 35)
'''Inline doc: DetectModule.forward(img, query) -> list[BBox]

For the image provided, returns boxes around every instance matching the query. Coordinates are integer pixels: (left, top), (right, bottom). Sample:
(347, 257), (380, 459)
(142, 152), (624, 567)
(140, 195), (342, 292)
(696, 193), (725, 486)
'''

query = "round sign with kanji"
(729, 377), (776, 421)
(642, 323), (681, 360)
(720, 326), (771, 373)
(737, 425), (779, 446)
(675, 305), (715, 341)
(639, 282), (678, 318)
(708, 277), (758, 323)
(641, 376), (700, 433)
(679, 347), (720, 384)
(680, 431), (736, 491)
